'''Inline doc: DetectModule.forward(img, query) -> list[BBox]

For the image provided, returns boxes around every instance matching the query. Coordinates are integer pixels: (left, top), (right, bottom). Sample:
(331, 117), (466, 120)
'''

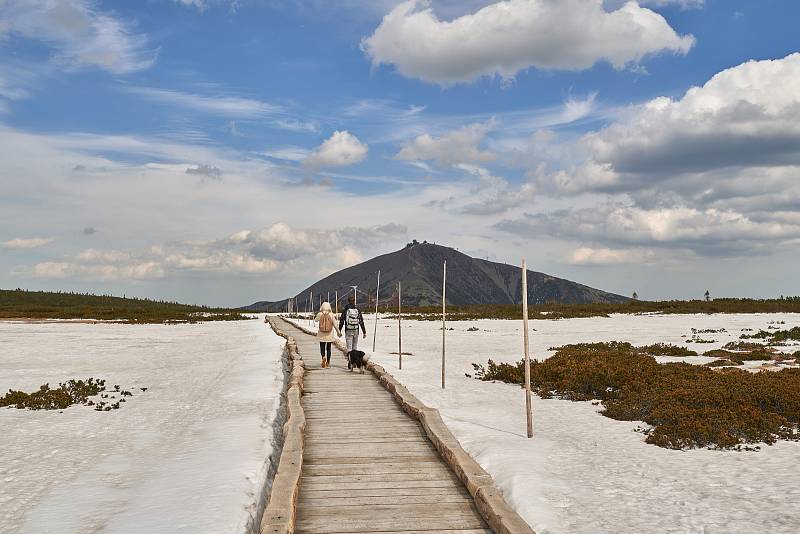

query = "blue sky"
(1, 0), (800, 306)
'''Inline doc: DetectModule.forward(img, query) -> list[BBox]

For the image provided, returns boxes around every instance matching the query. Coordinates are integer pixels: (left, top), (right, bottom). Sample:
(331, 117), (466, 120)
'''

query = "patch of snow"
(0, 316), (285, 534)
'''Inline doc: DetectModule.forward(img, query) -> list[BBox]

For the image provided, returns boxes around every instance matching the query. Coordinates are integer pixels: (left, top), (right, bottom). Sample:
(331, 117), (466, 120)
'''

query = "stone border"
(279, 316), (535, 534)
(259, 318), (306, 534)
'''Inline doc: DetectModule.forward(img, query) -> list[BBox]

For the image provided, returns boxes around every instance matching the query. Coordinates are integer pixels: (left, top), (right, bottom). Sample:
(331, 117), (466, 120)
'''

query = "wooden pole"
(372, 270), (380, 352)
(398, 281), (402, 370)
(442, 260), (446, 390)
(309, 291), (313, 325)
(522, 258), (533, 438)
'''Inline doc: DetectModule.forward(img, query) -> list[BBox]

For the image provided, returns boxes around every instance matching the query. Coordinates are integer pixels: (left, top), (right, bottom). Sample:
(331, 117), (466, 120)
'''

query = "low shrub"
(1, 378), (106, 410)
(472, 343), (800, 450)
(703, 349), (775, 364)
(706, 359), (741, 367)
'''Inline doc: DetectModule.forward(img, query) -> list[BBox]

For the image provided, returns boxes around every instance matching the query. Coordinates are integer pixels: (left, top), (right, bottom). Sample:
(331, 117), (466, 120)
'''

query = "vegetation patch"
(388, 297), (800, 321)
(703, 349), (775, 364)
(2, 378), (105, 410)
(472, 343), (800, 450)
(741, 327), (800, 343)
(0, 379), (141, 411)
(1, 289), (248, 323)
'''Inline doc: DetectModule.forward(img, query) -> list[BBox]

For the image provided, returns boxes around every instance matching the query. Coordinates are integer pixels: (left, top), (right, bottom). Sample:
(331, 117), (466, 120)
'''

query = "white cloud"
(568, 246), (657, 265)
(497, 204), (800, 256)
(585, 53), (800, 178)
(303, 131), (368, 169)
(0, 0), (156, 74)
(124, 86), (281, 117)
(2, 237), (54, 249)
(396, 121), (495, 166)
(362, 0), (694, 84)
(27, 222), (407, 281)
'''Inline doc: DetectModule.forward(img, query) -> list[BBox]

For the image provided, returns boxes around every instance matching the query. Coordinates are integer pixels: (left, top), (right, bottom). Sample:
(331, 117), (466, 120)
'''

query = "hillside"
(243, 241), (628, 311)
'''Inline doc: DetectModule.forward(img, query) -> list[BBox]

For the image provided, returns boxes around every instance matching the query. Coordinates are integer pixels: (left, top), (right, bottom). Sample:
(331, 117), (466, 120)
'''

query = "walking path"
(273, 318), (491, 534)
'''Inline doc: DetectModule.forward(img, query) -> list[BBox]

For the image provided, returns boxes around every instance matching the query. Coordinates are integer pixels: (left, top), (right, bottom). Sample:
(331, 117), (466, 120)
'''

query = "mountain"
(242, 241), (628, 312)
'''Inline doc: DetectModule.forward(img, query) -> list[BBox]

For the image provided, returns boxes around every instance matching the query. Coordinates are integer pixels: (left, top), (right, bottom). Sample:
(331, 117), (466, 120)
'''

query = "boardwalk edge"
(260, 317), (306, 534)
(284, 316), (536, 534)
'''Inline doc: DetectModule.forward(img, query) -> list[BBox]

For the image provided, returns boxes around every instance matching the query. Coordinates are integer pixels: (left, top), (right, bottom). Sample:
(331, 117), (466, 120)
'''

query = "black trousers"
(319, 342), (332, 362)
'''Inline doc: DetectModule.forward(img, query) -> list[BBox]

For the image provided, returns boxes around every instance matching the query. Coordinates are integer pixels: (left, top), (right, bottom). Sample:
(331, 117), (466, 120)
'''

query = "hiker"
(339, 295), (366, 368)
(314, 301), (341, 368)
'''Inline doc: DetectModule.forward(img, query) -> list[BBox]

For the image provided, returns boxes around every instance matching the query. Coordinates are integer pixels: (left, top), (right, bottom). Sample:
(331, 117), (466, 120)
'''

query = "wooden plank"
(294, 516), (487, 534)
(303, 462), (453, 477)
(299, 479), (459, 491)
(298, 487), (470, 500)
(302, 455), (441, 465)
(301, 472), (459, 486)
(358, 531), (491, 534)
(298, 502), (480, 519)
(306, 443), (435, 456)
(305, 436), (430, 445)
(297, 494), (474, 507)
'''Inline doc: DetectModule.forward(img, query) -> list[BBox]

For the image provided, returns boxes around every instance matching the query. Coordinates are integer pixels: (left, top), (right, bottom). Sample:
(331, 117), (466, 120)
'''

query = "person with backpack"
(315, 301), (341, 368)
(339, 295), (366, 368)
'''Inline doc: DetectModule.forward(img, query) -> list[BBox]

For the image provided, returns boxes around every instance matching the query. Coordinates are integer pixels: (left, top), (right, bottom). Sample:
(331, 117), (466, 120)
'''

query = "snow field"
(289, 313), (800, 534)
(0, 316), (286, 534)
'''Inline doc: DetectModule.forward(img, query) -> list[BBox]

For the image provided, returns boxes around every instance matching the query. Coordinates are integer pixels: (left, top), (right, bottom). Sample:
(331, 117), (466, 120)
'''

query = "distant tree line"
(0, 289), (247, 323)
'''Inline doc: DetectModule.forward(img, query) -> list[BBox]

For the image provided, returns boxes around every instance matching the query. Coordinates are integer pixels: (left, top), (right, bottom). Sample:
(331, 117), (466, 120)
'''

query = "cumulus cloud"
(27, 222), (407, 281)
(362, 0), (694, 84)
(396, 122), (496, 167)
(0, 0), (156, 74)
(303, 131), (368, 170)
(545, 53), (800, 195)
(568, 246), (658, 265)
(2, 237), (54, 249)
(497, 204), (800, 256)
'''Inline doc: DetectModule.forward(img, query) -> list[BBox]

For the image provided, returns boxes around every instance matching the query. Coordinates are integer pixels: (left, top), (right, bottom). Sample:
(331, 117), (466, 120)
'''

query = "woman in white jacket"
(314, 301), (341, 368)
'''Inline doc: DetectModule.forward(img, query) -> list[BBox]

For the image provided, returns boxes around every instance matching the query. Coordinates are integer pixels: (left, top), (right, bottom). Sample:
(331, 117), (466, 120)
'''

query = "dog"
(347, 350), (369, 374)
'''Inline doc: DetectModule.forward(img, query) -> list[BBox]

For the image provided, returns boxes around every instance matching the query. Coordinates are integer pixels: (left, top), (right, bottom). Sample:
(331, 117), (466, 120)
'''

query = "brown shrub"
(472, 343), (800, 450)
(1, 378), (106, 410)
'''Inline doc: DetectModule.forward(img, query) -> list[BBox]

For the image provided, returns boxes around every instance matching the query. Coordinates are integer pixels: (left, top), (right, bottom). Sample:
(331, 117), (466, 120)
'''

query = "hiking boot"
(321, 357), (326, 368)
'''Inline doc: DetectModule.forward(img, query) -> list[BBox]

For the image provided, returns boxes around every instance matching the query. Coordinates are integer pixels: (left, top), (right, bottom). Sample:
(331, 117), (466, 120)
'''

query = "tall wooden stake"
(522, 259), (533, 438)
(398, 281), (402, 370)
(442, 260), (447, 389)
(372, 270), (380, 352)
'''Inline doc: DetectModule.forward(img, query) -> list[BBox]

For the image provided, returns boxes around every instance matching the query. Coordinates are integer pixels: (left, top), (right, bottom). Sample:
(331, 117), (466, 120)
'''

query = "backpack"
(345, 308), (360, 329)
(319, 312), (334, 333)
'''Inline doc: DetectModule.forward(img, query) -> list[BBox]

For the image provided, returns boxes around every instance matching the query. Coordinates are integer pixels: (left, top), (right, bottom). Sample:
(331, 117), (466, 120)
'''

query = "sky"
(1, 0), (799, 307)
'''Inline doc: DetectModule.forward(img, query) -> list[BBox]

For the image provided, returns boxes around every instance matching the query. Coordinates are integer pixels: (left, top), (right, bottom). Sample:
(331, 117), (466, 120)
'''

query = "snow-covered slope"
(0, 317), (285, 534)
(291, 313), (800, 534)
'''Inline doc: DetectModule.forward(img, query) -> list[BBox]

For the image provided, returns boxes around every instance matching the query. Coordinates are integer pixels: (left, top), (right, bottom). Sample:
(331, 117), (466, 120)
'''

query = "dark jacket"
(339, 303), (366, 334)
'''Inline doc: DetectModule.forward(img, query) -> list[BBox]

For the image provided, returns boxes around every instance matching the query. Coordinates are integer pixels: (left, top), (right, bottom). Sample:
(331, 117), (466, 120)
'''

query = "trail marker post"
(398, 281), (402, 370)
(522, 259), (533, 438)
(442, 260), (447, 390)
(373, 270), (380, 352)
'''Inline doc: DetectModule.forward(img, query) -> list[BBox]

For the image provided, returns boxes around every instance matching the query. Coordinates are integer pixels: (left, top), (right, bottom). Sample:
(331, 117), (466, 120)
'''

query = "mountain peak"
(241, 242), (628, 311)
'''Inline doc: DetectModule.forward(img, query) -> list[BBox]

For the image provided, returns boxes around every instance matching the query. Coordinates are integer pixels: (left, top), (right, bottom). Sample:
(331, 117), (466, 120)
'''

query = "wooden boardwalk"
(275, 318), (491, 534)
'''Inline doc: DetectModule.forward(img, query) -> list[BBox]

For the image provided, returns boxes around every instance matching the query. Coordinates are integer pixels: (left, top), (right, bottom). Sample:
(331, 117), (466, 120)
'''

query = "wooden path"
(275, 318), (491, 534)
